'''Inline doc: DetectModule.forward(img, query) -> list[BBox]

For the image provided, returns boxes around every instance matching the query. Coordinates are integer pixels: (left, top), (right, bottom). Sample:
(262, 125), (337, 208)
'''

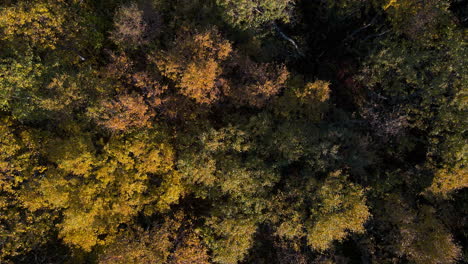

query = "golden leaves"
(95, 93), (154, 131)
(307, 171), (370, 251)
(153, 29), (232, 104)
(0, 2), (65, 49)
(427, 166), (468, 198)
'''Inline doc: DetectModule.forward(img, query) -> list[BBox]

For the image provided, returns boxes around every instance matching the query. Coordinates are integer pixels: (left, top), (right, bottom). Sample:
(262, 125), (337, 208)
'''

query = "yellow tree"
(0, 1), (65, 50)
(21, 129), (183, 251)
(306, 171), (370, 251)
(426, 166), (468, 198)
(0, 120), (55, 260)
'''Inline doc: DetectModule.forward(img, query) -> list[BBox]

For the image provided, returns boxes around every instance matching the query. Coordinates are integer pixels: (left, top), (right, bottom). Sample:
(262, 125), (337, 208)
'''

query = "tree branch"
(272, 22), (304, 57)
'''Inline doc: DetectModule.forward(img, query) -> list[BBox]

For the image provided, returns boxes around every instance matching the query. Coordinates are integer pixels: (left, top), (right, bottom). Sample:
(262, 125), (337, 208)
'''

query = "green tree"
(215, 0), (294, 30)
(380, 196), (462, 264)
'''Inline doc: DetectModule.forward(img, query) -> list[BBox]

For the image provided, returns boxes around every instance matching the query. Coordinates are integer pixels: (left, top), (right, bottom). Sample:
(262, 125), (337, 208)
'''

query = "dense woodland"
(0, 0), (467, 263)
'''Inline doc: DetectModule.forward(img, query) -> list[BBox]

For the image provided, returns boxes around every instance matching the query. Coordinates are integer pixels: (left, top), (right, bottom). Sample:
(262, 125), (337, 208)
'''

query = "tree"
(110, 3), (147, 49)
(151, 28), (232, 104)
(426, 166), (468, 198)
(0, 120), (58, 262)
(0, 1), (106, 122)
(380, 196), (462, 264)
(224, 56), (289, 108)
(0, 0), (466, 262)
(0, 50), (47, 121)
(20, 129), (182, 251)
(99, 212), (209, 264)
(384, 0), (453, 41)
(273, 77), (331, 121)
(99, 216), (179, 264)
(306, 171), (370, 251)
(170, 233), (210, 264)
(215, 0), (294, 30)
(0, 1), (65, 50)
(89, 93), (155, 132)
(358, 0), (467, 195)
(205, 215), (258, 264)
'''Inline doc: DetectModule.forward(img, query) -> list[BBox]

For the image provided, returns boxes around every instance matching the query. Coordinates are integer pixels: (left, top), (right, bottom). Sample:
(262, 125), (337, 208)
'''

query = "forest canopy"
(0, 0), (467, 263)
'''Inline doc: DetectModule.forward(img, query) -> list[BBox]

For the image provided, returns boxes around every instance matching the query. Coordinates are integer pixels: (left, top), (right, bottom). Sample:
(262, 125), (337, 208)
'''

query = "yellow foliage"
(155, 171), (184, 211)
(273, 77), (331, 121)
(59, 209), (106, 251)
(384, 0), (398, 10)
(45, 135), (96, 176)
(307, 171), (370, 251)
(21, 130), (182, 251)
(297, 80), (331, 103)
(206, 216), (258, 264)
(276, 211), (305, 240)
(0, 2), (65, 49)
(427, 166), (468, 198)
(0, 120), (39, 195)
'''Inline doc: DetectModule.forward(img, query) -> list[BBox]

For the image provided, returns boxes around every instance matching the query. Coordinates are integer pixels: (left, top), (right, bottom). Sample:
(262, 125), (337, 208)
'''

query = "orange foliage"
(152, 28), (232, 104)
(170, 233), (210, 264)
(224, 56), (289, 107)
(94, 93), (154, 131)
(106, 51), (134, 81)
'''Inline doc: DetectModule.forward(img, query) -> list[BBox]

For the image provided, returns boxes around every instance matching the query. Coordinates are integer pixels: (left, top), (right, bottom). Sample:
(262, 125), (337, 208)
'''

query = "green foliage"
(216, 0), (294, 30)
(0, 1), (65, 50)
(205, 215), (258, 264)
(359, 0), (467, 202)
(380, 196), (462, 264)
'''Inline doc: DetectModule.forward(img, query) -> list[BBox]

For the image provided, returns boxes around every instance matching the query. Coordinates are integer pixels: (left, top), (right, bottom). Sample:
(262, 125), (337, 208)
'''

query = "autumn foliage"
(0, 0), (466, 263)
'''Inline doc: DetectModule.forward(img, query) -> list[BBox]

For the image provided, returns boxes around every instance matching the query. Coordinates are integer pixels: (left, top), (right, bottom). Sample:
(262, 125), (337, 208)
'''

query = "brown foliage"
(99, 216), (181, 264)
(110, 3), (146, 47)
(274, 239), (308, 264)
(224, 56), (289, 107)
(170, 233), (210, 264)
(99, 212), (208, 264)
(381, 196), (462, 264)
(106, 51), (134, 81)
(110, 2), (162, 49)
